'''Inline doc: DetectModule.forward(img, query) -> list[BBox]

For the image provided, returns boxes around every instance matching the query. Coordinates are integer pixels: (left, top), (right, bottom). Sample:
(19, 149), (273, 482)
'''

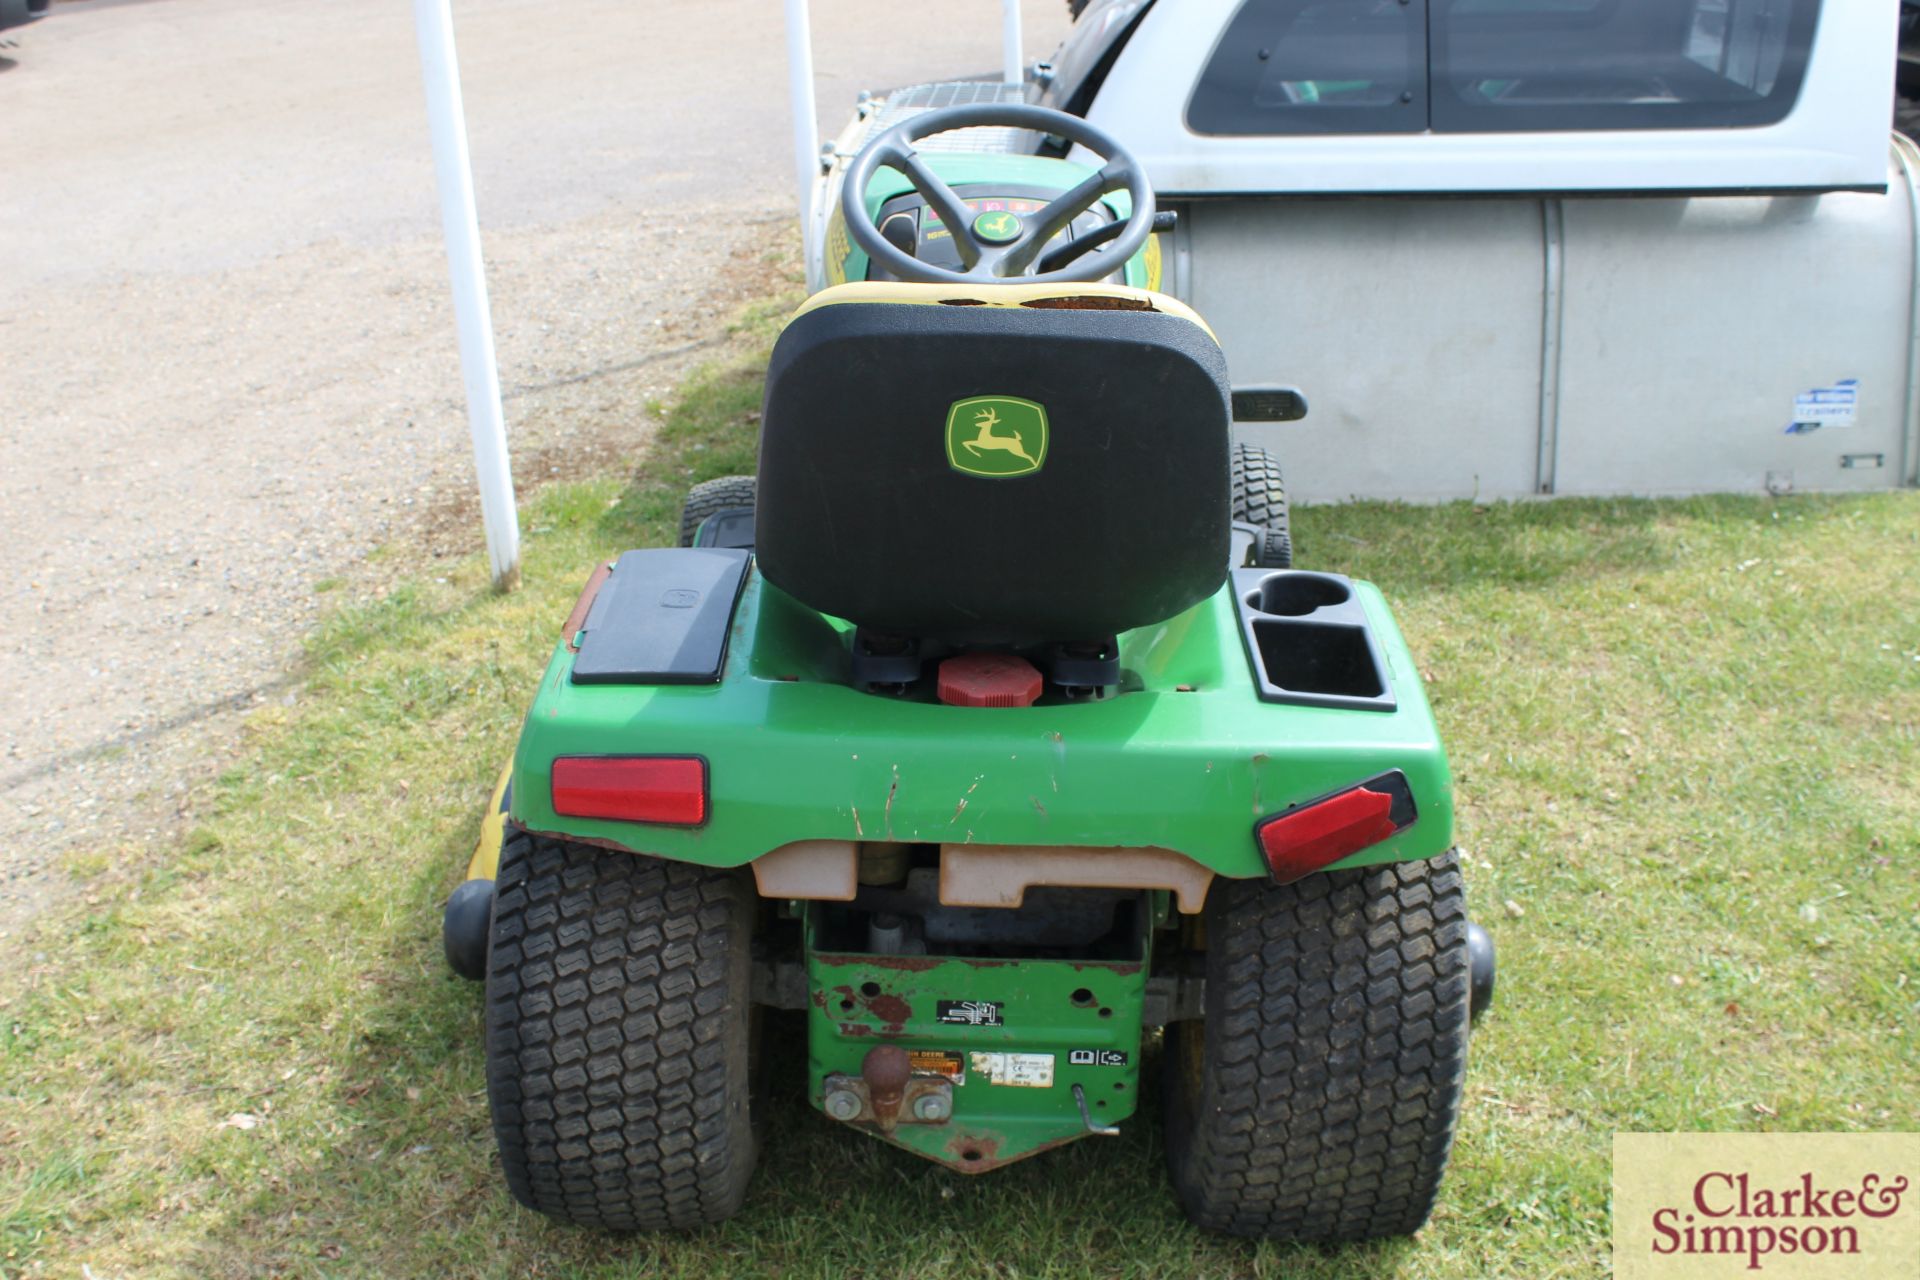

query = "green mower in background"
(444, 103), (1495, 1240)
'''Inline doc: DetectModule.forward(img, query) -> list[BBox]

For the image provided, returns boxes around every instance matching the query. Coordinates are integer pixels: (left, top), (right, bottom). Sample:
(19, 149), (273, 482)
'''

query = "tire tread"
(485, 831), (758, 1230)
(677, 475), (757, 548)
(1230, 443), (1292, 568)
(1166, 853), (1470, 1240)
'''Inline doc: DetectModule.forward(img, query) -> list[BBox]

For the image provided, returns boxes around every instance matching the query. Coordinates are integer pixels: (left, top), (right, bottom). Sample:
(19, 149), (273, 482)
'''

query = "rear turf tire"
(1164, 853), (1470, 1240)
(678, 475), (757, 548)
(484, 831), (761, 1230)
(1230, 442), (1292, 568)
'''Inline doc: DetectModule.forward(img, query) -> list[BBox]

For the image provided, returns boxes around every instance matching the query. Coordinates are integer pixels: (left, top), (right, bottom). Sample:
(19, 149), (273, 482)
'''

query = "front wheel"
(1230, 442), (1292, 568)
(678, 474), (757, 548)
(484, 832), (762, 1230)
(1164, 853), (1470, 1240)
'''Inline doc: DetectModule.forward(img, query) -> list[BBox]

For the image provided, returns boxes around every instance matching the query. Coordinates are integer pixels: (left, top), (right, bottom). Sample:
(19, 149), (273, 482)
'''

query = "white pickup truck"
(793, 0), (1915, 502)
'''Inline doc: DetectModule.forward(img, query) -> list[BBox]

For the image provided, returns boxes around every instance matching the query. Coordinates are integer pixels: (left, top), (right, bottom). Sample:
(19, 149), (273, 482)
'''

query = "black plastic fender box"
(570, 548), (750, 685)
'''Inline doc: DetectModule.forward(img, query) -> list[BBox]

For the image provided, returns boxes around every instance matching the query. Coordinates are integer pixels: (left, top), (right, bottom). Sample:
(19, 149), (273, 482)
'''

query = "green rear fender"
(509, 573), (1452, 883)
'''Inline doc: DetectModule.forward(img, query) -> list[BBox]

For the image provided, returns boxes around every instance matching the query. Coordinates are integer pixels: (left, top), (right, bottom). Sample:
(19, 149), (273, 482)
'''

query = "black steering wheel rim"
(839, 103), (1155, 287)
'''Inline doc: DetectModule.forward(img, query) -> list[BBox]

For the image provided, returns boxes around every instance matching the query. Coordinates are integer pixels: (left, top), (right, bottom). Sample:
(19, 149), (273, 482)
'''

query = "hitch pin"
(1072, 1083), (1120, 1137)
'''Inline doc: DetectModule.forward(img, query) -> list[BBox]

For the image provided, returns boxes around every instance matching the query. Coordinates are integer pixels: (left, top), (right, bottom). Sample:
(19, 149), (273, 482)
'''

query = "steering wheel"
(839, 103), (1155, 286)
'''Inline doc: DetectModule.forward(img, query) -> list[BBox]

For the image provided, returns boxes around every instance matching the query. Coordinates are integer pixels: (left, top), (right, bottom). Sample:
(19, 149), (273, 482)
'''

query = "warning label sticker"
(909, 1050), (965, 1084)
(938, 1000), (1004, 1027)
(1069, 1049), (1129, 1067)
(969, 1052), (1054, 1088)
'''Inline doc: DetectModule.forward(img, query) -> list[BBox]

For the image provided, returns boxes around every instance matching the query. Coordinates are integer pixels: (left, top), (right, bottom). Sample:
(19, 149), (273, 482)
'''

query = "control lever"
(1035, 210), (1177, 276)
(1072, 1083), (1121, 1136)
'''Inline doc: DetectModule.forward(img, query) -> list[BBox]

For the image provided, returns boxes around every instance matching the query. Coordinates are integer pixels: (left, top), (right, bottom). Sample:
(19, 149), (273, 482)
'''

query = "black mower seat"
(755, 283), (1232, 647)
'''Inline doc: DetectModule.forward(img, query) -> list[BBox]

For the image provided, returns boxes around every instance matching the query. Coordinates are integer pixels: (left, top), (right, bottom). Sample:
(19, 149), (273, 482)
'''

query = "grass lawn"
(2, 304), (1917, 1279)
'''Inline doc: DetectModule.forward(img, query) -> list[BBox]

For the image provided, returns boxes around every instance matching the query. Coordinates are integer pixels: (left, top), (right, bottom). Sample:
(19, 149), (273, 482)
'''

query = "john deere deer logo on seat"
(945, 396), (1049, 478)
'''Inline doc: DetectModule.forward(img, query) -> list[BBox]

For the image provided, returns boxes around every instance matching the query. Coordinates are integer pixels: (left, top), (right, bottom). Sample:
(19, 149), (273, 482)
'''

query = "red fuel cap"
(937, 652), (1043, 708)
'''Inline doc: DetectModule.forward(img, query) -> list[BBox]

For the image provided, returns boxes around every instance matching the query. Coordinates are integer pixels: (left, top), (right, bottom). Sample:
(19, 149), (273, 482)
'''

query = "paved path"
(0, 0), (1067, 929)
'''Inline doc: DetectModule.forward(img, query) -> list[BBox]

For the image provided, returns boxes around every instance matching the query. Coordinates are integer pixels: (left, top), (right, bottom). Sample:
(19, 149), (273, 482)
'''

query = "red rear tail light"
(551, 756), (707, 827)
(1255, 772), (1415, 884)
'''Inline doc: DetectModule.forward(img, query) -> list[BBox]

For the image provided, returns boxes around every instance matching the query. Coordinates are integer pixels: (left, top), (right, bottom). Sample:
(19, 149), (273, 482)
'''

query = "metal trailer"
(788, 0), (1920, 503)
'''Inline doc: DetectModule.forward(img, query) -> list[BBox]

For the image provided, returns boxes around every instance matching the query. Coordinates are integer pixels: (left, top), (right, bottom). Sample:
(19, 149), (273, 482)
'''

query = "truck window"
(1188, 0), (1429, 136)
(1431, 0), (1820, 131)
(1186, 0), (1820, 135)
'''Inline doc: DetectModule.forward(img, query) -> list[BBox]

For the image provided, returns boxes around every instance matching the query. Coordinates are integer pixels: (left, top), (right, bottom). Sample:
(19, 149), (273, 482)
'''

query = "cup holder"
(1244, 573), (1351, 618)
(1230, 568), (1396, 711)
(1249, 621), (1385, 699)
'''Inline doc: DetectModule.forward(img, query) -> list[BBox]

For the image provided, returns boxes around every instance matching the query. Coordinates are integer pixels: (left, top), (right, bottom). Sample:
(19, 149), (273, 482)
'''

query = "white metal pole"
(1002, 0), (1023, 88)
(784, 0), (820, 237)
(413, 0), (521, 592)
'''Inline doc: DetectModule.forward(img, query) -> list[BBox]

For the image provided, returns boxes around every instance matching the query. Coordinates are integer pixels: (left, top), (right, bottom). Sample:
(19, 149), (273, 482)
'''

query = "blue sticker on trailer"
(1785, 379), (1858, 434)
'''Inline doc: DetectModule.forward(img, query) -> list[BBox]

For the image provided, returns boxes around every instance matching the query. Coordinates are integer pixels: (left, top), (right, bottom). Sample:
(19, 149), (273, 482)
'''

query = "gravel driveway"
(0, 0), (1065, 932)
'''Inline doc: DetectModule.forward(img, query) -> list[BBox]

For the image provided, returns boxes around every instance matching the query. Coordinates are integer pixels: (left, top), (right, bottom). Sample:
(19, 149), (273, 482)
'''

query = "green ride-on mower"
(443, 103), (1495, 1240)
